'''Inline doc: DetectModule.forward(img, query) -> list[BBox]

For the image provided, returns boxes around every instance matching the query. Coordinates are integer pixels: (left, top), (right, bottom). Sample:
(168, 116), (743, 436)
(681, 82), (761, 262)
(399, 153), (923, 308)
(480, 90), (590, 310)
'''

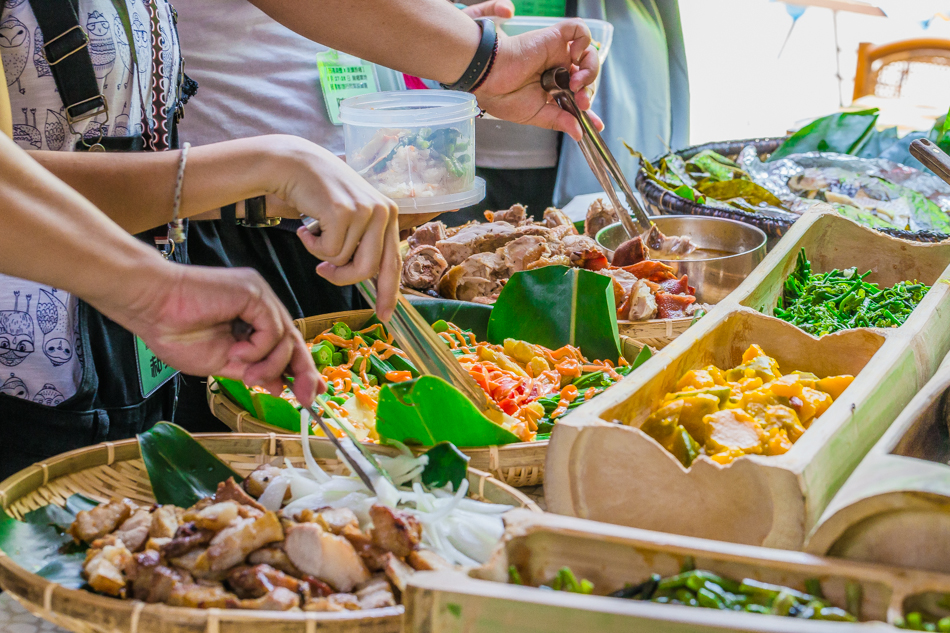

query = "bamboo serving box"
(806, 348), (950, 573)
(402, 509), (950, 632)
(208, 309), (646, 488)
(0, 433), (538, 633)
(545, 210), (950, 550)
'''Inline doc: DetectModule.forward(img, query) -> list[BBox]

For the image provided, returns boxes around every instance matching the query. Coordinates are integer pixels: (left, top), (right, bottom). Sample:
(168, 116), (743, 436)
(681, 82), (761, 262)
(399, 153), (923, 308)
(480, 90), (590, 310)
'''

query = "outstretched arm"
(0, 132), (321, 404)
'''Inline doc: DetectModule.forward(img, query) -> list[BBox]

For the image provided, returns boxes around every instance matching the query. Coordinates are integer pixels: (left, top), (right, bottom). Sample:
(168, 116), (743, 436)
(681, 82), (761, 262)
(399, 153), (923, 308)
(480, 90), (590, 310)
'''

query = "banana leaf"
(376, 376), (521, 447)
(138, 422), (241, 507)
(0, 493), (98, 588)
(487, 265), (621, 362)
(402, 298), (492, 340)
(769, 109), (879, 161)
(252, 392), (307, 433)
(696, 179), (784, 207)
(420, 442), (470, 490)
(215, 376), (255, 413)
(854, 125), (900, 158)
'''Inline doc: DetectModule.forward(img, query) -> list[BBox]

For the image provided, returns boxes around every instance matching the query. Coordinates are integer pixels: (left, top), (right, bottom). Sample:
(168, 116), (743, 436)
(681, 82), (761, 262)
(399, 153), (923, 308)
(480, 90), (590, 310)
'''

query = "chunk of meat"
(227, 564), (308, 600)
(619, 279), (658, 322)
(622, 260), (678, 283)
(303, 597), (346, 612)
(584, 198), (618, 238)
(407, 221), (447, 249)
(435, 222), (516, 266)
(341, 524), (389, 572)
(542, 207), (576, 232)
(150, 505), (179, 539)
(167, 583), (239, 609)
(381, 552), (415, 593)
(114, 508), (153, 552)
(512, 225), (554, 240)
(214, 477), (266, 512)
(285, 523), (370, 592)
(313, 507), (360, 535)
(248, 546), (303, 577)
(655, 292), (697, 319)
(237, 587), (301, 611)
(577, 249), (609, 271)
(168, 547), (208, 576)
(193, 501), (240, 532)
(560, 234), (604, 262)
(356, 575), (397, 609)
(370, 505), (422, 558)
(243, 464), (283, 499)
(525, 255), (572, 271)
(642, 224), (696, 257)
(406, 549), (452, 572)
(201, 511), (284, 574)
(161, 522), (215, 559)
(144, 537), (172, 552)
(68, 499), (135, 544)
(439, 252), (507, 303)
(612, 236), (648, 268)
(128, 549), (190, 603)
(83, 542), (134, 597)
(488, 204), (526, 225)
(499, 235), (547, 273)
(658, 274), (695, 296)
(402, 245), (448, 291)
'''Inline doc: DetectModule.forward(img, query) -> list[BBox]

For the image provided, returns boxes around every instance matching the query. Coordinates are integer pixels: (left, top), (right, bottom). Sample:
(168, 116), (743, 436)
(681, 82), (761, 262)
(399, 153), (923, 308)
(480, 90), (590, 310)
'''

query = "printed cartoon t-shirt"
(0, 0), (180, 404)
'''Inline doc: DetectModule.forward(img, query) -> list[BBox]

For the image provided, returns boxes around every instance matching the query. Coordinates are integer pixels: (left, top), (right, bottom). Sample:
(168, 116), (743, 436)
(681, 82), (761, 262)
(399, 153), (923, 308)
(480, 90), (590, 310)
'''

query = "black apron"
(0, 0), (191, 481)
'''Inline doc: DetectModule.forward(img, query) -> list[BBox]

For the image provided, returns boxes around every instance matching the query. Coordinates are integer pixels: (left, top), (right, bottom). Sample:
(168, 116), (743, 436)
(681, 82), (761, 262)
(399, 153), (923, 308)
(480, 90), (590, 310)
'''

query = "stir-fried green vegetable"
(524, 565), (859, 622)
(896, 612), (950, 631)
(774, 249), (930, 336)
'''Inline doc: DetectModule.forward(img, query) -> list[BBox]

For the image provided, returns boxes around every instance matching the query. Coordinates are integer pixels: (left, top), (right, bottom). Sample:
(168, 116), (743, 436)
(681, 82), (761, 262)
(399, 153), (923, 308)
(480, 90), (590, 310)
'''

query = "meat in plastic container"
(340, 91), (485, 213)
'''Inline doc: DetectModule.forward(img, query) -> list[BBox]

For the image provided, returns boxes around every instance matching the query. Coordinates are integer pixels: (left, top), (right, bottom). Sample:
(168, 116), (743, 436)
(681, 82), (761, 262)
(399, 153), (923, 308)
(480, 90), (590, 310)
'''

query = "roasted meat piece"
(68, 499), (135, 544)
(542, 207), (576, 232)
(406, 549), (451, 572)
(370, 505), (422, 558)
(642, 224), (696, 257)
(356, 574), (397, 609)
(311, 507), (360, 535)
(439, 251), (507, 303)
(620, 279), (658, 322)
(114, 508), (153, 552)
(622, 260), (678, 283)
(243, 464), (283, 499)
(381, 552), (415, 593)
(227, 564), (308, 600)
(560, 235), (605, 265)
(237, 587), (300, 611)
(247, 545), (303, 577)
(193, 501), (240, 532)
(84, 541), (134, 597)
(341, 524), (389, 572)
(128, 549), (190, 603)
(584, 198), (618, 238)
(166, 582), (239, 609)
(200, 511), (284, 574)
(150, 505), (179, 539)
(285, 523), (370, 592)
(500, 235), (547, 273)
(407, 221), (447, 249)
(612, 236), (647, 268)
(435, 222), (516, 266)
(487, 204), (527, 225)
(402, 245), (448, 291)
(655, 292), (696, 319)
(214, 477), (266, 512)
(161, 522), (215, 558)
(658, 274), (695, 296)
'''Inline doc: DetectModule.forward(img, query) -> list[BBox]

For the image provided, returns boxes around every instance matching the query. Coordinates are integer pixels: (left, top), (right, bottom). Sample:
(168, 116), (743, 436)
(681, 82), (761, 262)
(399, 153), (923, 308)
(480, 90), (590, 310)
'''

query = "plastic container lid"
(496, 17), (614, 61)
(339, 91), (478, 127)
(393, 177), (485, 214)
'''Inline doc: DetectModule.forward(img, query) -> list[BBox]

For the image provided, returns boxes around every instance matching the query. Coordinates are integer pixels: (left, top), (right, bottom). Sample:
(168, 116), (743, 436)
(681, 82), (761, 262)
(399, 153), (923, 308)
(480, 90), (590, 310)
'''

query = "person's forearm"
(0, 133), (168, 312)
(29, 137), (305, 234)
(248, 0), (480, 84)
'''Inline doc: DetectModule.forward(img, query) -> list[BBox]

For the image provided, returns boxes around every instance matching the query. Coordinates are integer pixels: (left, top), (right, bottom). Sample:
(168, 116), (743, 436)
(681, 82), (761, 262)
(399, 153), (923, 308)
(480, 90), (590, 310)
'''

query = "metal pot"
(595, 215), (767, 304)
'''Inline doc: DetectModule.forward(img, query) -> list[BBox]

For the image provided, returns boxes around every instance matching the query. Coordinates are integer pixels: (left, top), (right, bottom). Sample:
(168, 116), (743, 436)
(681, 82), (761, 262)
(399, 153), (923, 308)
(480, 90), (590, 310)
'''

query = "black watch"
(440, 18), (497, 93)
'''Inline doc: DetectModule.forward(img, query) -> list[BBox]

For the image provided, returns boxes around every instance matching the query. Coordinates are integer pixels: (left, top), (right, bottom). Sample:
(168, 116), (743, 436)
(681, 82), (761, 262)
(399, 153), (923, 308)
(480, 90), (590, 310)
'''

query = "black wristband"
(441, 18), (497, 93)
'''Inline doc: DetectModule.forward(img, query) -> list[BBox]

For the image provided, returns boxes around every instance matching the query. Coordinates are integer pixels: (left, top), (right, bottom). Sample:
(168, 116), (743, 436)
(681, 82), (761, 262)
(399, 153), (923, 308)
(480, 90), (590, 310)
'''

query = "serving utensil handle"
(910, 138), (950, 187)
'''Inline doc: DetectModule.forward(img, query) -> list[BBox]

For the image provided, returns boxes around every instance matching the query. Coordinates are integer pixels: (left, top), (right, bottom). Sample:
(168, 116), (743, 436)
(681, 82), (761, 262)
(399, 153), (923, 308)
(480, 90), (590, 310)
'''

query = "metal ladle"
(541, 67), (652, 238)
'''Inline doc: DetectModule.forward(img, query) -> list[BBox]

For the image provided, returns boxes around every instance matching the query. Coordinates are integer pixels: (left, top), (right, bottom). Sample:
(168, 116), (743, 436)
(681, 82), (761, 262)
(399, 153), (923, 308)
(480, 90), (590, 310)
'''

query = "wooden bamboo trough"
(403, 510), (950, 632)
(545, 210), (950, 550)
(208, 310), (646, 488)
(806, 348), (950, 573)
(0, 433), (538, 633)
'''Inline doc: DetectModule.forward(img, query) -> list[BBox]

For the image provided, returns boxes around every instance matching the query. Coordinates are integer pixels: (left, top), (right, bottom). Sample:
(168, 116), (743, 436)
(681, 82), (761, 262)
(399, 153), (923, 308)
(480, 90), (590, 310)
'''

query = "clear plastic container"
(340, 91), (483, 213)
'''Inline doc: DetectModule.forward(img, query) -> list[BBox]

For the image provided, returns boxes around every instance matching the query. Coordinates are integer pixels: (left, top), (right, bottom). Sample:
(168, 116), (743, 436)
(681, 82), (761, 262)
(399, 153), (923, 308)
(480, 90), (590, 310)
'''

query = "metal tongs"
(910, 138), (950, 187)
(357, 280), (504, 420)
(541, 67), (652, 239)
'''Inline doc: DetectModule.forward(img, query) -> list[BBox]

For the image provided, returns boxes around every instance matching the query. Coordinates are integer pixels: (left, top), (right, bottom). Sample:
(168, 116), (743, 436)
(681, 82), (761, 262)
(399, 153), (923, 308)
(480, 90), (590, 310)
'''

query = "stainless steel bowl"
(596, 215), (767, 304)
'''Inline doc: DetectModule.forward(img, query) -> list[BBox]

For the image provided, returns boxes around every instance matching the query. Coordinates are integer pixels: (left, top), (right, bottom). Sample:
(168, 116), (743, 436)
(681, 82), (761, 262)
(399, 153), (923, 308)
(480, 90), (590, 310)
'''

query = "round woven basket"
(209, 310), (647, 487)
(0, 433), (538, 633)
(634, 137), (950, 243)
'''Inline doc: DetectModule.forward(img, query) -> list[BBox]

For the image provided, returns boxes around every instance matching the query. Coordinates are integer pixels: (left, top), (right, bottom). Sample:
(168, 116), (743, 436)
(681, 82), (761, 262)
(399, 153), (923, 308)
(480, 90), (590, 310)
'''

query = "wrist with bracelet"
(440, 18), (499, 93)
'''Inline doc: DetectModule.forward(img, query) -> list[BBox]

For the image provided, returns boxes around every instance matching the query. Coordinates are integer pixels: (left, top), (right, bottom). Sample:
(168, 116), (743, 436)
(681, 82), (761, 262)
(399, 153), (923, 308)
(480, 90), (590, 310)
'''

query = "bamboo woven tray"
(208, 310), (646, 488)
(403, 510), (950, 632)
(807, 348), (950, 573)
(0, 433), (538, 633)
(545, 209), (950, 550)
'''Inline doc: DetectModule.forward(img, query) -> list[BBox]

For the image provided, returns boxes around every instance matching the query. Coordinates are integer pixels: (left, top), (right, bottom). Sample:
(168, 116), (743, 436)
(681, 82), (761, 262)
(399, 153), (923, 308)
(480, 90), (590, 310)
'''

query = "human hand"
(473, 19), (601, 141)
(462, 0), (514, 19)
(106, 261), (321, 405)
(259, 136), (402, 321)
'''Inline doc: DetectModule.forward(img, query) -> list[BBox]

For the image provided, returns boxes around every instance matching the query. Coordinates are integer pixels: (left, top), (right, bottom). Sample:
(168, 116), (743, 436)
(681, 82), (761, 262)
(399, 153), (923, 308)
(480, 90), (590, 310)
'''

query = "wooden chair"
(853, 38), (950, 103)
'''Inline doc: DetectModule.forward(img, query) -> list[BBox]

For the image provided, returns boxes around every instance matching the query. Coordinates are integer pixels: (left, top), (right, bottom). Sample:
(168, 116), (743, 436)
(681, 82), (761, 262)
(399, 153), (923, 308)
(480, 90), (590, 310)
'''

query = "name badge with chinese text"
(135, 336), (178, 398)
(317, 50), (380, 126)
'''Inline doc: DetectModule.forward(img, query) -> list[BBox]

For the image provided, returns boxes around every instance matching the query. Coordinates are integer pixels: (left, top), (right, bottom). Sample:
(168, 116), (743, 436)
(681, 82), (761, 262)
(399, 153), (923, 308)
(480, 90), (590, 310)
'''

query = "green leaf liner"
(487, 265), (622, 362)
(138, 422), (242, 507)
(631, 345), (653, 370)
(377, 376), (521, 447)
(0, 493), (99, 588)
(215, 376), (255, 413)
(769, 109), (879, 161)
(420, 442), (470, 491)
(252, 392), (307, 434)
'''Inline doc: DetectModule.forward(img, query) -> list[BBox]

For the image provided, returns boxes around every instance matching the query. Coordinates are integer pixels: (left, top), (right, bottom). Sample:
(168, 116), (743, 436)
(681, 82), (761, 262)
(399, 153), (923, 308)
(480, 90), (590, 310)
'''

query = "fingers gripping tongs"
(541, 67), (652, 238)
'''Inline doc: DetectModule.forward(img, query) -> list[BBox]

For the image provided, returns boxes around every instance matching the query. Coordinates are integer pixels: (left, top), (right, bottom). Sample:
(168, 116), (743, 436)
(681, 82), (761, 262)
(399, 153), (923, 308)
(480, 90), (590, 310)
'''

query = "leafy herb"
(774, 249), (930, 335)
(419, 442), (470, 490)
